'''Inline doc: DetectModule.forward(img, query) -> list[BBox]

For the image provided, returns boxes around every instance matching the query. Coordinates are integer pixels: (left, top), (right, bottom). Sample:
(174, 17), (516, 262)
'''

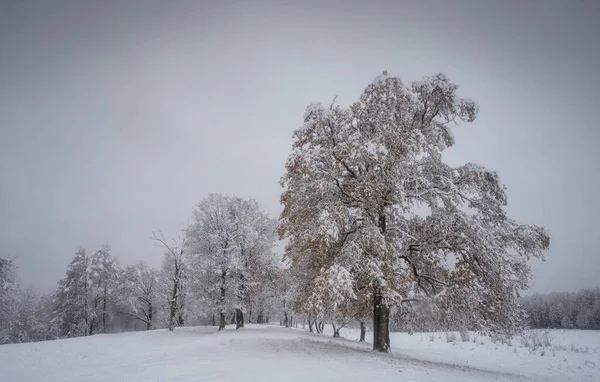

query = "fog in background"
(1, 0), (598, 294)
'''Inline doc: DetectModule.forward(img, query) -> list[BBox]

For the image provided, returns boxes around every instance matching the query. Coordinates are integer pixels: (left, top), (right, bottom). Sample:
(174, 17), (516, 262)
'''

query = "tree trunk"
(212, 313), (216, 326)
(332, 323), (340, 338)
(284, 312), (289, 328)
(308, 319), (313, 333)
(89, 317), (96, 336)
(360, 321), (366, 342)
(372, 287), (390, 352)
(168, 279), (178, 331)
(147, 304), (153, 330)
(319, 321), (324, 332)
(102, 283), (108, 333)
(236, 308), (244, 329)
(219, 312), (226, 331)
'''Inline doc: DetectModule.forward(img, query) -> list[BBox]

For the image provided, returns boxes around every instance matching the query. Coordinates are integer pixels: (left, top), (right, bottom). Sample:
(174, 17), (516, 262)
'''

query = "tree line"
(522, 289), (600, 330)
(2, 71), (553, 350)
(1, 194), (287, 344)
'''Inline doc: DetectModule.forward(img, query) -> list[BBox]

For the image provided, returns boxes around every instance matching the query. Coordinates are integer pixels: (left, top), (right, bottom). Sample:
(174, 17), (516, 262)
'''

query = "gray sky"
(1, 0), (598, 294)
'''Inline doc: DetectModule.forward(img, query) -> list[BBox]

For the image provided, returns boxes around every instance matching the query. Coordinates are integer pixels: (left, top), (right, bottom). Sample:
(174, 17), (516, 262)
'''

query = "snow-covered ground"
(1, 324), (598, 382)
(325, 325), (600, 382)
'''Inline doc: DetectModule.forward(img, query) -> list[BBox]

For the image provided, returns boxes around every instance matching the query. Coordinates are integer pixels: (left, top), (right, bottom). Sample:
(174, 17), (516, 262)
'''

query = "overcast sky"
(1, 0), (598, 294)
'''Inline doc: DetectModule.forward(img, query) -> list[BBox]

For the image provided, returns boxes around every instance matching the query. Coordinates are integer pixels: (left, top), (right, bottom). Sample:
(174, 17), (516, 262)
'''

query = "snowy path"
(0, 325), (577, 381)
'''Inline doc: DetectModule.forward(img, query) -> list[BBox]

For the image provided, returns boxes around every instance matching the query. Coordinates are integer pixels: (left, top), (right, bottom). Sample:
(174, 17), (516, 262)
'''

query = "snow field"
(319, 325), (600, 381)
(1, 324), (598, 382)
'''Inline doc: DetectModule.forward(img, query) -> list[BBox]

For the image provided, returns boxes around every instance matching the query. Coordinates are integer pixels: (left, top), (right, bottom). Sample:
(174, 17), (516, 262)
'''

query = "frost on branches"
(186, 194), (278, 330)
(278, 72), (550, 352)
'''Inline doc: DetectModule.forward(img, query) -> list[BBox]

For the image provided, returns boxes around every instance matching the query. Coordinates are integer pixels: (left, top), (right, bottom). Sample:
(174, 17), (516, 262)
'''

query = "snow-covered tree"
(152, 231), (186, 331)
(53, 248), (92, 337)
(0, 256), (18, 344)
(10, 288), (47, 343)
(279, 71), (550, 351)
(522, 288), (600, 330)
(186, 194), (277, 330)
(115, 262), (159, 330)
(89, 245), (119, 334)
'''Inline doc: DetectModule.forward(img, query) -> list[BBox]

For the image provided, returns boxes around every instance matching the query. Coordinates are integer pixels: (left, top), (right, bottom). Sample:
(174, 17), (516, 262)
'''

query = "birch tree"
(279, 71), (550, 352)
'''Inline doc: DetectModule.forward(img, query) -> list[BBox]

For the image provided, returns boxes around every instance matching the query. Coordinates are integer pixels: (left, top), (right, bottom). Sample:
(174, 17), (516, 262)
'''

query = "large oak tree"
(278, 72), (550, 352)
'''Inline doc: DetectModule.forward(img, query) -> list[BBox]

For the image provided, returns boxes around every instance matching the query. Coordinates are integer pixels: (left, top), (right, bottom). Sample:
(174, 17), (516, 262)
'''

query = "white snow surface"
(1, 324), (598, 382)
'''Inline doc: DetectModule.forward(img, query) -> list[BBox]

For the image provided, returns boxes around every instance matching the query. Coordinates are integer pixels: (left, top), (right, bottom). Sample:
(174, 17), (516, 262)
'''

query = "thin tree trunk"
(102, 284), (108, 333)
(373, 287), (390, 352)
(218, 269), (226, 331)
(212, 313), (216, 326)
(236, 308), (244, 329)
(360, 321), (366, 342)
(147, 304), (153, 330)
(332, 323), (340, 338)
(168, 279), (177, 331)
(89, 317), (96, 336)
(219, 312), (226, 331)
(308, 319), (313, 333)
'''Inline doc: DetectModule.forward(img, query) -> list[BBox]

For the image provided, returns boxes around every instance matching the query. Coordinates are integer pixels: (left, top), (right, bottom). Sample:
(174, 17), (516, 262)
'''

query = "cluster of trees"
(1, 194), (284, 344)
(3, 71), (555, 351)
(522, 289), (600, 330)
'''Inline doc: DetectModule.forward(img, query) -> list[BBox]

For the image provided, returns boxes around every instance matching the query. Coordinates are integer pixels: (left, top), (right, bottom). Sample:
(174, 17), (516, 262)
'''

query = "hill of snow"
(1, 324), (598, 382)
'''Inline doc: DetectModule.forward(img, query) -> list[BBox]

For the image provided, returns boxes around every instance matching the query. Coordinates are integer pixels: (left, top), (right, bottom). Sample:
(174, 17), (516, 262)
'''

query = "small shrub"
(459, 330), (470, 342)
(445, 332), (457, 343)
(520, 330), (552, 350)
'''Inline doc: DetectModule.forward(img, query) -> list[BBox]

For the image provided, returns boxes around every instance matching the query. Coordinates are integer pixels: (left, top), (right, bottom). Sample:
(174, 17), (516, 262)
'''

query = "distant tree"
(279, 71), (550, 351)
(522, 288), (600, 330)
(0, 256), (18, 344)
(152, 231), (186, 332)
(186, 194), (277, 330)
(53, 248), (92, 337)
(115, 262), (159, 330)
(11, 288), (47, 343)
(89, 245), (119, 334)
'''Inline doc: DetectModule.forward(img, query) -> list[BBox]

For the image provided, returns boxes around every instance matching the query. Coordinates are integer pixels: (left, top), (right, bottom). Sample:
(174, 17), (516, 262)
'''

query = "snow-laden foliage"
(0, 257), (18, 344)
(51, 246), (120, 337)
(52, 248), (92, 337)
(89, 245), (119, 334)
(152, 231), (187, 331)
(115, 262), (159, 330)
(186, 194), (279, 330)
(279, 71), (550, 351)
(522, 288), (600, 330)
